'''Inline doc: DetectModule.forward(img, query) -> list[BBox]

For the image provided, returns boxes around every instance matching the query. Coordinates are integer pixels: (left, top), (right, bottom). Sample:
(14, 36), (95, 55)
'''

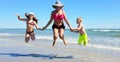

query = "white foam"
(36, 36), (70, 41)
(36, 36), (53, 41)
(93, 29), (120, 32)
(0, 33), (13, 36)
(0, 33), (24, 36)
(0, 39), (10, 41)
(88, 44), (120, 51)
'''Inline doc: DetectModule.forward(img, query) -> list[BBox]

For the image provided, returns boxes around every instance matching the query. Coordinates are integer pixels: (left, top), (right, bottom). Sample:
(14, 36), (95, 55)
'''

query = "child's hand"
(42, 27), (46, 30)
(16, 14), (20, 17)
(70, 28), (74, 32)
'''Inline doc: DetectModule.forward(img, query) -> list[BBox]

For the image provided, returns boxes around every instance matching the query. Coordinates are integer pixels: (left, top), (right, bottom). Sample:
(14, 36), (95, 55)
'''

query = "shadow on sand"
(0, 53), (73, 59)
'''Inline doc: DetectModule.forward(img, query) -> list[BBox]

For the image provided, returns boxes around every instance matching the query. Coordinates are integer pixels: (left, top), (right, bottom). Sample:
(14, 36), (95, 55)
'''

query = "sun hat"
(52, 0), (64, 8)
(28, 12), (35, 16)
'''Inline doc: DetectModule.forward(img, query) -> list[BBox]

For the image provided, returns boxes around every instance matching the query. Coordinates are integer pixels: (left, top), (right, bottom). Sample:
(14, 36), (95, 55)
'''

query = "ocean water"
(0, 28), (120, 51)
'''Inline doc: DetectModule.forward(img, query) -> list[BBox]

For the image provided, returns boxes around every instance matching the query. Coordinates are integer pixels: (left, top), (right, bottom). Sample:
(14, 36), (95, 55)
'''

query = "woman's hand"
(42, 27), (46, 30)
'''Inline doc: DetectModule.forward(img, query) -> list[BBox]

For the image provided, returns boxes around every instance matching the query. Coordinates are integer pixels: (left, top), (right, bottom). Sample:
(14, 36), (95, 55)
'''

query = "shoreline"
(0, 40), (120, 62)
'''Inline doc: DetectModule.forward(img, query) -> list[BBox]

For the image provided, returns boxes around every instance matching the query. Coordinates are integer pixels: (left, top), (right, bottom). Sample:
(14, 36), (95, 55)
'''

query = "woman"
(42, 1), (72, 46)
(17, 12), (41, 43)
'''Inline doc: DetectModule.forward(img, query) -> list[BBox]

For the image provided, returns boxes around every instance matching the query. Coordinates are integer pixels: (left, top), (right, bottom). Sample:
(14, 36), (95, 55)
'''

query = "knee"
(59, 35), (64, 39)
(54, 35), (58, 40)
(25, 37), (30, 43)
(31, 36), (35, 41)
(31, 38), (35, 41)
(25, 36), (30, 39)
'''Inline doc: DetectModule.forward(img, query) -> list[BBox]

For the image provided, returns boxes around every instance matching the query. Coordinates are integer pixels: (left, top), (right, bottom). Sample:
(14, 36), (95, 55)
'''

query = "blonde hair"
(77, 17), (82, 19)
(77, 17), (83, 22)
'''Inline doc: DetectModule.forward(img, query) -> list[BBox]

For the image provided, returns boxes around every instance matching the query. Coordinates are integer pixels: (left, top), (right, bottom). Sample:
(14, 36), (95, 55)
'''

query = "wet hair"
(25, 13), (38, 24)
(25, 13), (28, 17)
(33, 17), (38, 24)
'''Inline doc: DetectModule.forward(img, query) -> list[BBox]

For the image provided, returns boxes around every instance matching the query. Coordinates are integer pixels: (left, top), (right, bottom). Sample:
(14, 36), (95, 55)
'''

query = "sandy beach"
(0, 39), (120, 62)
(1, 0), (120, 62)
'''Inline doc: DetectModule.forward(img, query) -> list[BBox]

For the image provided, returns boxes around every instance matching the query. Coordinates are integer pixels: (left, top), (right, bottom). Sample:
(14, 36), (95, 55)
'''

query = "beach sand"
(0, 39), (120, 62)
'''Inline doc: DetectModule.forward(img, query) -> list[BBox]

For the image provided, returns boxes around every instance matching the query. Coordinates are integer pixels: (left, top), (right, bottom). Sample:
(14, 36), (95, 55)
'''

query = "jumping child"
(16, 12), (41, 43)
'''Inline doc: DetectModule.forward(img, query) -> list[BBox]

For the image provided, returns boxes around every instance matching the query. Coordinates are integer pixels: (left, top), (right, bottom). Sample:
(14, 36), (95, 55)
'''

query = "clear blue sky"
(0, 0), (120, 29)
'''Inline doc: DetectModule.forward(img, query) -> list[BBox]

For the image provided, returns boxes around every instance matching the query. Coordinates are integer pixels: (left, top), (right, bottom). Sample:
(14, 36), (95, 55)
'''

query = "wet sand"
(0, 40), (120, 62)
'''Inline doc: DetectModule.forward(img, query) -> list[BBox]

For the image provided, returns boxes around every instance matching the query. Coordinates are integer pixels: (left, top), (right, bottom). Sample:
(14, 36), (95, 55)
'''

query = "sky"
(0, 0), (120, 29)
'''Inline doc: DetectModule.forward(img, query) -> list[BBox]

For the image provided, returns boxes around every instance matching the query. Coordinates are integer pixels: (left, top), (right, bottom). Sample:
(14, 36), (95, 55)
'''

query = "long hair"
(25, 13), (38, 24)
(33, 17), (38, 24)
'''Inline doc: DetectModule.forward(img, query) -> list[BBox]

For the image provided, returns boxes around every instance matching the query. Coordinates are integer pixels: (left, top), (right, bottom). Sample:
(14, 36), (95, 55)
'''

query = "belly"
(26, 26), (34, 32)
(54, 20), (63, 26)
(79, 28), (86, 35)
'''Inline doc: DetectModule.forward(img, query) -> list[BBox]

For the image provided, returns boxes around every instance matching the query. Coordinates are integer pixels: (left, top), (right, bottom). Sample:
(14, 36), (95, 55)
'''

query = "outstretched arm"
(16, 14), (27, 21)
(72, 22), (82, 32)
(63, 11), (72, 31)
(42, 12), (53, 30)
(34, 22), (41, 30)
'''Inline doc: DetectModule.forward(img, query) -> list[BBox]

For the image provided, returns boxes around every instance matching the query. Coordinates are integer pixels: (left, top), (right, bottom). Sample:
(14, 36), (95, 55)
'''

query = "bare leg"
(59, 28), (67, 46)
(52, 28), (58, 46)
(31, 32), (35, 41)
(25, 33), (30, 43)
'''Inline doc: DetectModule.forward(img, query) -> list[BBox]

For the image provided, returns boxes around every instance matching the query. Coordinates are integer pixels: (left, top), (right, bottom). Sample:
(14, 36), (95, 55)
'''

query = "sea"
(0, 28), (120, 51)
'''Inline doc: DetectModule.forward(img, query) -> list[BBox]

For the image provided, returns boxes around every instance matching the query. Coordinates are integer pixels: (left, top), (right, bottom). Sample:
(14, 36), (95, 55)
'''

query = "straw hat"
(52, 0), (64, 8)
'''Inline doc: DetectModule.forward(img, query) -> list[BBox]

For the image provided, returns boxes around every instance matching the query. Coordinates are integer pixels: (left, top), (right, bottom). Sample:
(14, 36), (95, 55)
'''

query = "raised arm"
(16, 14), (27, 21)
(42, 12), (53, 30)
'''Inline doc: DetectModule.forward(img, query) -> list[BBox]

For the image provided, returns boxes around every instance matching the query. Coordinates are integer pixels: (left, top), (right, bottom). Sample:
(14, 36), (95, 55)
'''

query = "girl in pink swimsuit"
(42, 1), (72, 46)
(17, 12), (41, 43)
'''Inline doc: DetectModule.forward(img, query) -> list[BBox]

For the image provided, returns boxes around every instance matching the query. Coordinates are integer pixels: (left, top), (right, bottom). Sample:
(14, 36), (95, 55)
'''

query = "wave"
(93, 29), (120, 32)
(1, 37), (120, 51)
(36, 36), (53, 41)
(0, 39), (10, 41)
(36, 36), (70, 41)
(88, 44), (120, 51)
(0, 33), (24, 36)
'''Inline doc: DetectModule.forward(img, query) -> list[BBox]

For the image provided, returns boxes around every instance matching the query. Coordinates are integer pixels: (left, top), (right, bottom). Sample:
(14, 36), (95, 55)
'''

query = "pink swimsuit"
(52, 13), (65, 21)
(27, 21), (35, 26)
